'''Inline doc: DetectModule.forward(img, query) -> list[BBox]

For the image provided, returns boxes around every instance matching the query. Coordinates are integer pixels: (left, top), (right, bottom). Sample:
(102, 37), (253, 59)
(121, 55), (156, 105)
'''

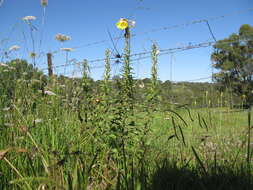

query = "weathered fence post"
(47, 53), (53, 77)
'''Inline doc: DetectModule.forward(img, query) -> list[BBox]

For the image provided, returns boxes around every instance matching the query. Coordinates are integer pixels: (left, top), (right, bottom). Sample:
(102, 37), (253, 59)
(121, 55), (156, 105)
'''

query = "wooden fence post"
(47, 53), (53, 76)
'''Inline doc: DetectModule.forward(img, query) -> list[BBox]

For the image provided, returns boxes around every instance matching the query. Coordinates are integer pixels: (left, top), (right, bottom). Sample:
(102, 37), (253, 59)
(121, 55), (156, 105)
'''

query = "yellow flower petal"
(116, 18), (129, 30)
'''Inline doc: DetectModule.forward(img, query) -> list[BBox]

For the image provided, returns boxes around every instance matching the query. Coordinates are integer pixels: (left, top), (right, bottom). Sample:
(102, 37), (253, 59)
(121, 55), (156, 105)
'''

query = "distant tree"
(2, 59), (42, 79)
(211, 24), (253, 106)
(0, 59), (45, 100)
(112, 75), (121, 81)
(160, 80), (172, 103)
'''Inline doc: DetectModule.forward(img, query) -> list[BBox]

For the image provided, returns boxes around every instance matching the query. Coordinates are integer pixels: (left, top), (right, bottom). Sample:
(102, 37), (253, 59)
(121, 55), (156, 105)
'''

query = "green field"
(1, 89), (252, 190)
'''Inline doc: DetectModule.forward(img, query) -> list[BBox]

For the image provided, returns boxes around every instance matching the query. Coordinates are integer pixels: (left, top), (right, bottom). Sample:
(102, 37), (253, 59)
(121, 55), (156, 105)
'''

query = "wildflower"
(22, 16), (36, 21)
(60, 48), (74, 52)
(55, 33), (71, 42)
(242, 94), (246, 99)
(9, 45), (20, 51)
(44, 90), (56, 96)
(2, 107), (10, 111)
(0, 63), (8, 67)
(34, 119), (43, 123)
(19, 126), (28, 133)
(139, 83), (145, 88)
(41, 0), (48, 7)
(116, 18), (129, 30)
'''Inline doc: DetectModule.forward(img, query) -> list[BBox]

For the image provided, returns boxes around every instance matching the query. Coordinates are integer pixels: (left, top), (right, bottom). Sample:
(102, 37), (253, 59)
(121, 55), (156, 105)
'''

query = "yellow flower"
(116, 18), (128, 30)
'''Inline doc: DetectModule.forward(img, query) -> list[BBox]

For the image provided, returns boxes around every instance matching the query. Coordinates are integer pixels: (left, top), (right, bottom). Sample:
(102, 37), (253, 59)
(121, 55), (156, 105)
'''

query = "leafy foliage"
(211, 24), (253, 105)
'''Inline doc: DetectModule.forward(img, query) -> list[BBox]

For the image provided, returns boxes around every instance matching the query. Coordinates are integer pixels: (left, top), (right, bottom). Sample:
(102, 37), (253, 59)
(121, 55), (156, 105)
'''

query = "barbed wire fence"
(36, 7), (252, 58)
(1, 8), (252, 84)
(40, 37), (250, 83)
(36, 8), (252, 83)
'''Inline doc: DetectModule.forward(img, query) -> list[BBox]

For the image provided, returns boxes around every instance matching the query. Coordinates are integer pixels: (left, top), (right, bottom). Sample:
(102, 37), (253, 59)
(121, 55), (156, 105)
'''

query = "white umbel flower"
(60, 48), (74, 52)
(139, 83), (145, 88)
(9, 45), (20, 51)
(55, 33), (71, 42)
(0, 63), (8, 67)
(44, 90), (56, 96)
(34, 118), (43, 123)
(22, 16), (36, 21)
(2, 107), (10, 111)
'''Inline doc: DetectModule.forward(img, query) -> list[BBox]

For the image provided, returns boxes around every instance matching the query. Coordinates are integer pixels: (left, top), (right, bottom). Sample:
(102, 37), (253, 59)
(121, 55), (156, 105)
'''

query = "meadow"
(0, 7), (252, 190)
(0, 57), (252, 190)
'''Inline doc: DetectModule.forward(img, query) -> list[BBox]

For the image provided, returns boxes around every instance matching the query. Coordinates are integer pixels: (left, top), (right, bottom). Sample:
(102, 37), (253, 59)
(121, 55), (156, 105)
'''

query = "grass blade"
(191, 146), (207, 175)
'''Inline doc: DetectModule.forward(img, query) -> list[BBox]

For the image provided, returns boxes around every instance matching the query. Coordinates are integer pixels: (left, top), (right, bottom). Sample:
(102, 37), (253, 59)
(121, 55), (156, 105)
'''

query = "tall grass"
(0, 23), (252, 190)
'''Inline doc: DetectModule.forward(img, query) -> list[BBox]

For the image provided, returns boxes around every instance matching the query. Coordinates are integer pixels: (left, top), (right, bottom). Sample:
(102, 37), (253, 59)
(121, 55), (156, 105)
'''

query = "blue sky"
(0, 0), (252, 82)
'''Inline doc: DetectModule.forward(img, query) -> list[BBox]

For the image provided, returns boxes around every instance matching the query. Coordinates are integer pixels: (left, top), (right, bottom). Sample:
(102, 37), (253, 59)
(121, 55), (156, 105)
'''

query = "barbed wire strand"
(44, 7), (253, 56)
(41, 37), (250, 72)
